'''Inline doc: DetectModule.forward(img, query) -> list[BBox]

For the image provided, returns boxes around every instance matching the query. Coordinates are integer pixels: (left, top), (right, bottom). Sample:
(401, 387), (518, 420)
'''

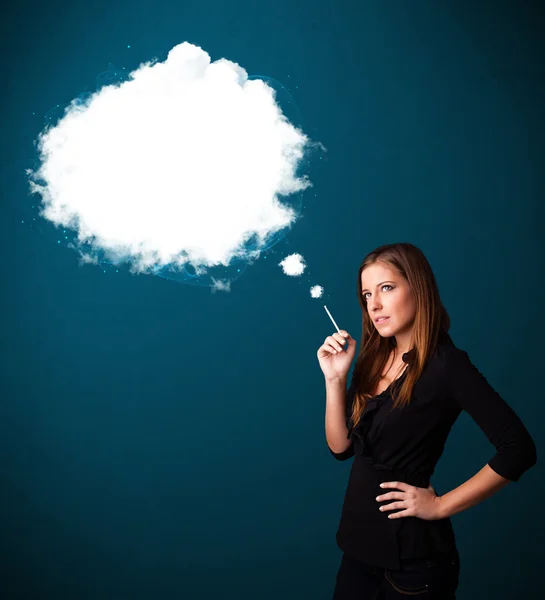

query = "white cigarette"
(323, 305), (341, 333)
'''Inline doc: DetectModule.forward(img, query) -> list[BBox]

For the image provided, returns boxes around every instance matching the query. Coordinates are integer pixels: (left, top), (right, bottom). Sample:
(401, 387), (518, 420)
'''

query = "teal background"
(1, 1), (544, 598)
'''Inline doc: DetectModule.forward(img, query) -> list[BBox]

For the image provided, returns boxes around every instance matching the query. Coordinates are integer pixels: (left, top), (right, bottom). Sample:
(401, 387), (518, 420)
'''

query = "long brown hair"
(350, 242), (450, 429)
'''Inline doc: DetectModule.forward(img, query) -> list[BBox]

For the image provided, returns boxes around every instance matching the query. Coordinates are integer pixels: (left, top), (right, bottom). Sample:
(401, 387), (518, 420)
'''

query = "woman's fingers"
(318, 331), (352, 357)
(327, 336), (344, 352)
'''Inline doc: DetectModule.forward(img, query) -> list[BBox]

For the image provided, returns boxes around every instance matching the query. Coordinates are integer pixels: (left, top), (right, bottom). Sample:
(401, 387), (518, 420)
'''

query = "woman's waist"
(351, 455), (433, 489)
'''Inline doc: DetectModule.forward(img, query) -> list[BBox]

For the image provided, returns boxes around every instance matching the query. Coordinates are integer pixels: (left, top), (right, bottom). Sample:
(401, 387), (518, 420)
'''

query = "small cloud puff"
(278, 253), (307, 276)
(310, 285), (323, 298)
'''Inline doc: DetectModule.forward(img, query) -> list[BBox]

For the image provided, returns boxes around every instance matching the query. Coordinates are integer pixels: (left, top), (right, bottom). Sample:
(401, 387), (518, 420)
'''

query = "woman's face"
(360, 262), (416, 339)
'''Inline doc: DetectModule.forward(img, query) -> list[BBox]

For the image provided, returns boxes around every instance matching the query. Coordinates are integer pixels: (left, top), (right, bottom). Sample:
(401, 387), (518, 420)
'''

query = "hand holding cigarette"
(317, 305), (356, 381)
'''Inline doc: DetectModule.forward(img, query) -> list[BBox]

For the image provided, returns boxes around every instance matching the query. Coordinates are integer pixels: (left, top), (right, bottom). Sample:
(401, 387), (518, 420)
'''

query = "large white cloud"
(27, 42), (314, 279)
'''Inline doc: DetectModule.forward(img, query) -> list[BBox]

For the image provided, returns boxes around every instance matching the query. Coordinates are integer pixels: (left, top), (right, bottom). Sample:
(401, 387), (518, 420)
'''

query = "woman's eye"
(363, 285), (393, 299)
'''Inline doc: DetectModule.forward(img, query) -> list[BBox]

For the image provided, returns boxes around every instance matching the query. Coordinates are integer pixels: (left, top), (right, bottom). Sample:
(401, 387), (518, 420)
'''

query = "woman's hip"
(332, 551), (460, 599)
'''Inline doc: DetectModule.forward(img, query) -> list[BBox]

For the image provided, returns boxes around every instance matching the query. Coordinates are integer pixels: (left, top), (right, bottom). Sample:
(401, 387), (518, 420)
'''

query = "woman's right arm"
(317, 330), (357, 461)
(326, 376), (355, 460)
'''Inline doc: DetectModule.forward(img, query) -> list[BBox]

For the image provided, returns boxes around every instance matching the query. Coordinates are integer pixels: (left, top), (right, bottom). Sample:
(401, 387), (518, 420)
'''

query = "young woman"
(318, 242), (537, 599)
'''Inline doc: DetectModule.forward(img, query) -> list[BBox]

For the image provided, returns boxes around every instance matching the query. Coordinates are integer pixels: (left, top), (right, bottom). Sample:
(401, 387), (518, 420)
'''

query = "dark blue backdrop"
(1, 1), (543, 598)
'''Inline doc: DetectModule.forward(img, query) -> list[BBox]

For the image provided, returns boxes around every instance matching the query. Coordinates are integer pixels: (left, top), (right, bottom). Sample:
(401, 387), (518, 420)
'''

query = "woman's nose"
(370, 299), (382, 311)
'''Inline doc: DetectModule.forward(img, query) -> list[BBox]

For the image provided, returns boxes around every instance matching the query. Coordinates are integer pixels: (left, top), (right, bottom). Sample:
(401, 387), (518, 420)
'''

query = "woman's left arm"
(438, 347), (537, 519)
(438, 463), (510, 519)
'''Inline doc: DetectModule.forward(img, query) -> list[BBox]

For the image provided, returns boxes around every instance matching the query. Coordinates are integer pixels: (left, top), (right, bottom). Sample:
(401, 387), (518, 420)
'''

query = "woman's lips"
(376, 317), (390, 325)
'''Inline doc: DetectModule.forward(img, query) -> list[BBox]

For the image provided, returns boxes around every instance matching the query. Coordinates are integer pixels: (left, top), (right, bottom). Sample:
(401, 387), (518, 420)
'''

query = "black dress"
(329, 332), (537, 570)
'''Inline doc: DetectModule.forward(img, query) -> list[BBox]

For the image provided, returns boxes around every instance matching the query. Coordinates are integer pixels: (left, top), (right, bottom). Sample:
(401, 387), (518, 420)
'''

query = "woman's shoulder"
(431, 333), (471, 372)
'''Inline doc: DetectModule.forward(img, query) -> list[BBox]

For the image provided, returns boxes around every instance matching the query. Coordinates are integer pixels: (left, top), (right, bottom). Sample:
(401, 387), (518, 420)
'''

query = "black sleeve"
(328, 372), (356, 461)
(444, 347), (537, 482)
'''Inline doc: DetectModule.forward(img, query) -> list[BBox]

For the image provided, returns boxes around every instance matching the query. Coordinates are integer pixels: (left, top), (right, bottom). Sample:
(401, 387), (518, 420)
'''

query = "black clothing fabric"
(332, 550), (460, 599)
(329, 332), (537, 570)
